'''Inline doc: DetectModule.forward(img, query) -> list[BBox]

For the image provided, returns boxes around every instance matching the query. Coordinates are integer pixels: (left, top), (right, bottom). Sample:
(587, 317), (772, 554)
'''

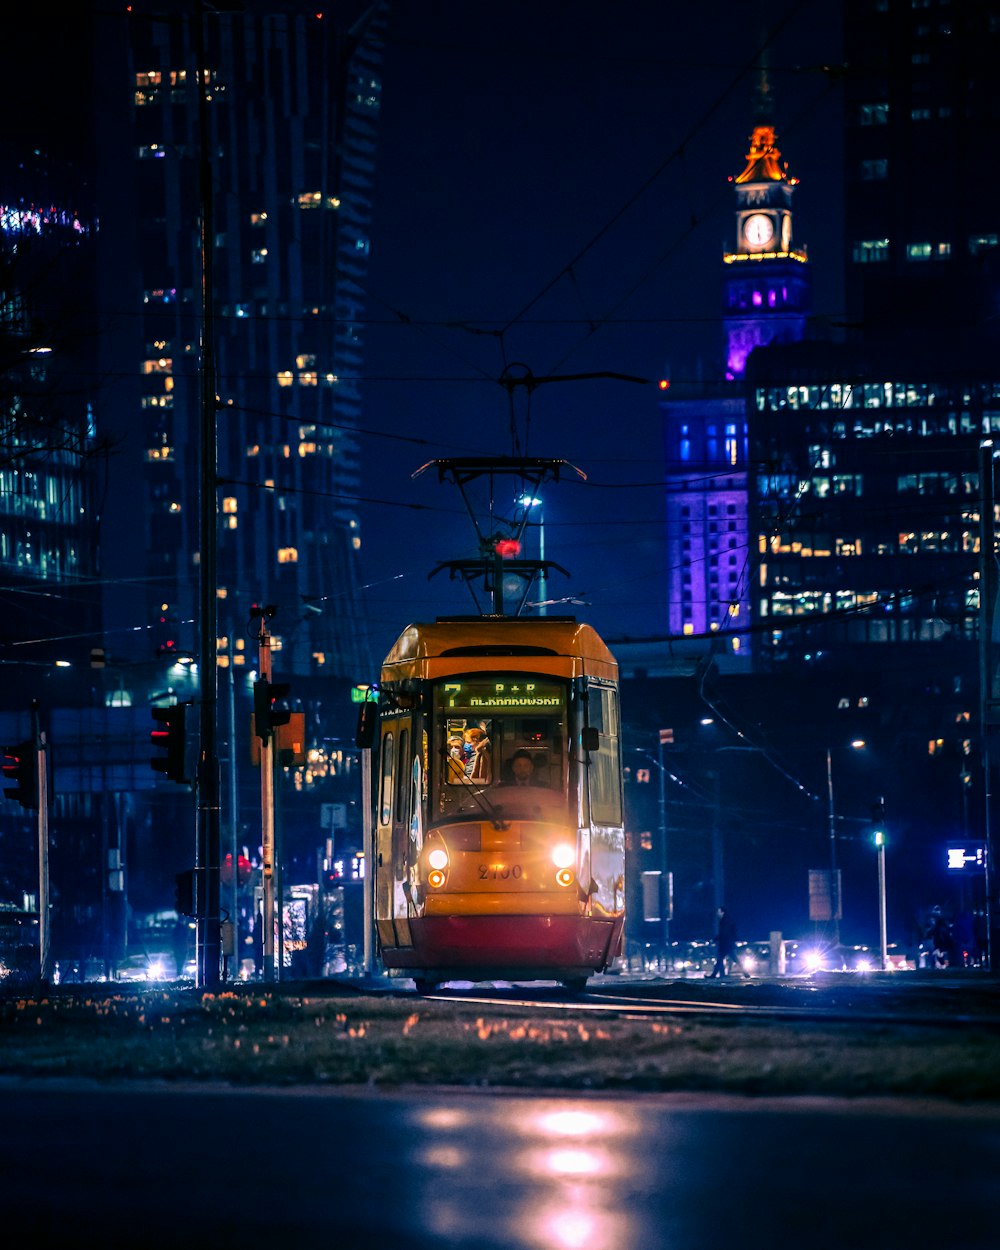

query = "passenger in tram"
(464, 725), (492, 783)
(446, 735), (468, 782)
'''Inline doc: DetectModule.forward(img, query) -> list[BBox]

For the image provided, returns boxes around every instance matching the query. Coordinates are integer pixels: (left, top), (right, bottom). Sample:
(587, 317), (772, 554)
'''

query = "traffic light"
(253, 677), (291, 741)
(2, 741), (38, 810)
(355, 700), (377, 749)
(174, 868), (202, 917)
(150, 704), (188, 783)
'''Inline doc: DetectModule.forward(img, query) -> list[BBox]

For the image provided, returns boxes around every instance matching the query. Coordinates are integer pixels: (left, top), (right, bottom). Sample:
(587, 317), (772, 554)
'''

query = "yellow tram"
(372, 614), (625, 990)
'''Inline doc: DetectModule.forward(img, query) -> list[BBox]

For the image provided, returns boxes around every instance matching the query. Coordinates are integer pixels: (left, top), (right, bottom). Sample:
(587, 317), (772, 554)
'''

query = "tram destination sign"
(441, 680), (563, 710)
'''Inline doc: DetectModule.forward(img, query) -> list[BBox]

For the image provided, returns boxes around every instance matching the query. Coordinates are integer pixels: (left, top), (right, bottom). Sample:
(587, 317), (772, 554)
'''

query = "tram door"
(375, 717), (414, 949)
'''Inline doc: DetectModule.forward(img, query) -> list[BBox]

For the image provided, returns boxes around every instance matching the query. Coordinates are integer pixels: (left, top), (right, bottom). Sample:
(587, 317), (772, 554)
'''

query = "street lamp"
(826, 748), (841, 945)
(824, 739), (869, 948)
(874, 825), (888, 971)
(518, 494), (545, 616)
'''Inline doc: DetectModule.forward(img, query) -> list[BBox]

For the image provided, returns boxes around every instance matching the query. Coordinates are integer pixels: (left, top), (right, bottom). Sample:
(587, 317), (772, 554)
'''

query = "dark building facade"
(844, 0), (1000, 339)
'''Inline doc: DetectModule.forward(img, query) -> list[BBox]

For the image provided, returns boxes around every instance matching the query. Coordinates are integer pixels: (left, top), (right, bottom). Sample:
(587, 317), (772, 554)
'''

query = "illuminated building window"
(298, 442), (317, 457)
(226, 516), (237, 529)
(142, 357), (172, 374)
(252, 248), (268, 263)
(906, 242), (933, 261)
(276, 371), (293, 387)
(277, 547), (298, 563)
(853, 239), (890, 264)
(969, 234), (999, 254)
(298, 192), (323, 208)
(858, 102), (889, 125)
(937, 242), (951, 257)
(136, 71), (162, 87)
(313, 652), (326, 666)
(911, 107), (931, 121)
(860, 158), (888, 180)
(246, 444), (260, 456)
(222, 497), (237, 514)
(168, 502), (181, 513)
(250, 212), (267, 227)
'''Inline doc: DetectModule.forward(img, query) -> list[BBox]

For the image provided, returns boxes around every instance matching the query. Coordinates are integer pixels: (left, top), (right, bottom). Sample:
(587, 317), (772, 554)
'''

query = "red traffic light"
(2, 741), (38, 810)
(150, 704), (189, 784)
(495, 539), (520, 559)
(253, 677), (292, 740)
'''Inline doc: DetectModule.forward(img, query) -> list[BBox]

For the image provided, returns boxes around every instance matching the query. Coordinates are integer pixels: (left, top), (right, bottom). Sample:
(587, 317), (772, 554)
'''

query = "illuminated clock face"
(744, 213), (774, 248)
(781, 214), (791, 250)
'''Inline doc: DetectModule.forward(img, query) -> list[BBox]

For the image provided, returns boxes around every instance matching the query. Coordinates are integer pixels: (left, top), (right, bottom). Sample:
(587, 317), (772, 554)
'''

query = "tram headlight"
(551, 843), (575, 870)
(428, 847), (449, 871)
(428, 869), (446, 889)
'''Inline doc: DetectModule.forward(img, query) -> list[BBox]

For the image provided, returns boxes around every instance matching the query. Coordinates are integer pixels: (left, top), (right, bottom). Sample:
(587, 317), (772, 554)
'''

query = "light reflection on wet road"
(2, 1081), (998, 1248)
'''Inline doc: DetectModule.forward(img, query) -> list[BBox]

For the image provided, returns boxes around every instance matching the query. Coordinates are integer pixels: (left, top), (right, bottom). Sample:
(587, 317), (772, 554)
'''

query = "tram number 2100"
(479, 863), (523, 880)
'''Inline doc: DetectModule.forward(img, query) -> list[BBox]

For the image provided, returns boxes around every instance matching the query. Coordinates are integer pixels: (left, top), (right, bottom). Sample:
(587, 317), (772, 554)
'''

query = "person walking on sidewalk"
(709, 906), (747, 978)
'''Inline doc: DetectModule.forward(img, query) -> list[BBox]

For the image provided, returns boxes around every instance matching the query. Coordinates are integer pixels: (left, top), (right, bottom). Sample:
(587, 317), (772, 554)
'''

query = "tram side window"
(587, 685), (622, 825)
(379, 732), (394, 825)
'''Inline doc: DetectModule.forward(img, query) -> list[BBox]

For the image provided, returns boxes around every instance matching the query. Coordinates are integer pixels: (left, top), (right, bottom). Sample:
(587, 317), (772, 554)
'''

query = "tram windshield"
(433, 676), (567, 818)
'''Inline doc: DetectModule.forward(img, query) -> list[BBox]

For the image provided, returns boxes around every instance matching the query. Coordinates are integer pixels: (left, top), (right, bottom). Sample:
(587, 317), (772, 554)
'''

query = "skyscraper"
(102, 1), (387, 687)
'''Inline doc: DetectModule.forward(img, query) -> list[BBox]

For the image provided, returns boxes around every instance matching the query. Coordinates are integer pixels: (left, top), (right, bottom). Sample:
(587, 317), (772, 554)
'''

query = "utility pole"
(657, 729), (670, 953)
(979, 439), (998, 972)
(32, 701), (51, 983)
(195, 0), (221, 990)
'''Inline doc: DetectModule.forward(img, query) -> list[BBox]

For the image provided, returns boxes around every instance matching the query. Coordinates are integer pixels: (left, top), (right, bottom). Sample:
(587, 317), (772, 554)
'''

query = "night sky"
(358, 0), (844, 660)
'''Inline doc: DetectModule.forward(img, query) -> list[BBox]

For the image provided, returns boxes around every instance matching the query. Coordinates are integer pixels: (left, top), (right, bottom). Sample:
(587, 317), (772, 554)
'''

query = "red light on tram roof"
(659, 379), (670, 390)
(495, 539), (520, 558)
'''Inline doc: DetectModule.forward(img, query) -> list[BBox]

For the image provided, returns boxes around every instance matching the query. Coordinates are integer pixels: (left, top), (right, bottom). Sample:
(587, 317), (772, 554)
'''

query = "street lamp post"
(826, 748), (840, 945)
(518, 495), (546, 616)
(875, 827), (888, 971)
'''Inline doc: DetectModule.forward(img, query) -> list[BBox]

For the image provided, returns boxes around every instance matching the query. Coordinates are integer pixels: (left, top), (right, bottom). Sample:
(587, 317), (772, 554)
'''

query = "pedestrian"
(709, 906), (747, 978)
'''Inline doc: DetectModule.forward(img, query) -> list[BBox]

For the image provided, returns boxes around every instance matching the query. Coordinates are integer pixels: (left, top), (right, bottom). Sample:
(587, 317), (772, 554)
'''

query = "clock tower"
(722, 113), (810, 378)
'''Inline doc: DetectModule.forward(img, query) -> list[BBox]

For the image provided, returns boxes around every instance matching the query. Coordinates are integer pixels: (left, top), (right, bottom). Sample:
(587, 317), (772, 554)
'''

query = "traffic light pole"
(258, 621), (276, 982)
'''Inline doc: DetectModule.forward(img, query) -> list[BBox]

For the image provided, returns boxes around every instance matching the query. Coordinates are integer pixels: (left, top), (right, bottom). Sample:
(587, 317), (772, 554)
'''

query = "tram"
(371, 614), (625, 990)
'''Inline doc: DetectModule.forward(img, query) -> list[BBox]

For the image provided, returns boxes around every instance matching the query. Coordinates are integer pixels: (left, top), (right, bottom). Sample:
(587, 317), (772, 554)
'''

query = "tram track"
(416, 981), (1000, 1030)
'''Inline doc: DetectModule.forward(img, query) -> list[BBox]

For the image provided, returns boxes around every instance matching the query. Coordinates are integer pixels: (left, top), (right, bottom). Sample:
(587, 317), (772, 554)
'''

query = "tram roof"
(382, 616), (618, 673)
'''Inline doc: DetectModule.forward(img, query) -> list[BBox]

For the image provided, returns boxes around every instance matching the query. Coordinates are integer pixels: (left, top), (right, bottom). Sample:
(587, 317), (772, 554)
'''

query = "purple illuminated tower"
(662, 95), (811, 658)
(722, 115), (811, 378)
